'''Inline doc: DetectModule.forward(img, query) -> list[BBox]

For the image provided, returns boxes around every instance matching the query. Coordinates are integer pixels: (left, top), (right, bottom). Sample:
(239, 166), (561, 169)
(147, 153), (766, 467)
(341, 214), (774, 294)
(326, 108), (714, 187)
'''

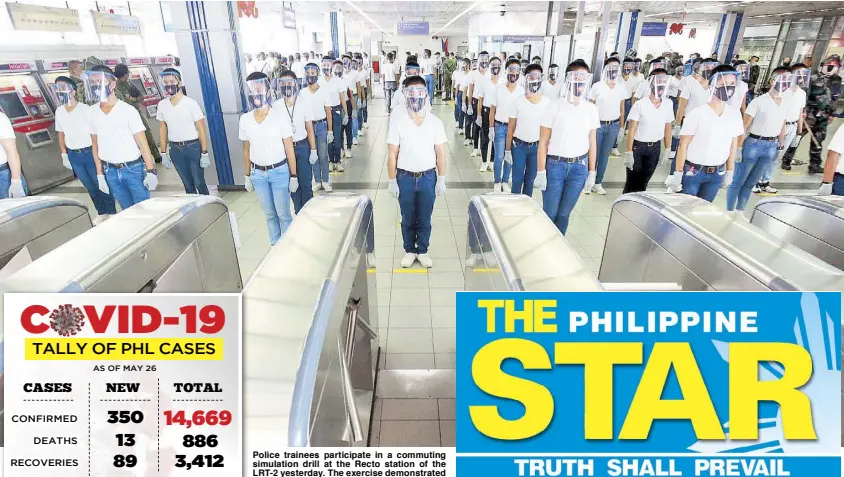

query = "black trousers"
(624, 140), (661, 193)
(471, 98), (481, 149)
(464, 97), (475, 138)
(343, 99), (354, 149)
(480, 106), (492, 163)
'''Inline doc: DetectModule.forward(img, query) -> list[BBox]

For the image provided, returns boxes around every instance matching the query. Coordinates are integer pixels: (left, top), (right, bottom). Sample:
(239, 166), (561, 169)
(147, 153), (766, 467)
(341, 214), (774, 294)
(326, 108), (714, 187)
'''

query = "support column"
(614, 11), (641, 56)
(712, 12), (745, 63)
(330, 12), (340, 56)
(591, 0), (612, 75)
(170, 1), (245, 188)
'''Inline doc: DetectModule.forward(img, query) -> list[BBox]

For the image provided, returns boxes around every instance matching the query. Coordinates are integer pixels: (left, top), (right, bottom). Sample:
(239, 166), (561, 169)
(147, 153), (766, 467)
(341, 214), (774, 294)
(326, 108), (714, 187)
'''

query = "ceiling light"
(345, 0), (391, 35)
(431, 0), (485, 37)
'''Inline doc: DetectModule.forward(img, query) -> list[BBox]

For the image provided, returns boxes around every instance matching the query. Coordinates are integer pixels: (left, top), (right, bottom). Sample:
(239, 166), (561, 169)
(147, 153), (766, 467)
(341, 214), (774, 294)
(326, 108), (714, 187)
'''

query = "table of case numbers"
(3, 293), (242, 476)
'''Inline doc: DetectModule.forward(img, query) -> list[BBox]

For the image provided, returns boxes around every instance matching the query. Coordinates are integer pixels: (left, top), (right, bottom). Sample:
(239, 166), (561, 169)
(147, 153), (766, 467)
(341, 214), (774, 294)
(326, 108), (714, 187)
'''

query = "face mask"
(548, 70), (558, 80)
(713, 84), (735, 102)
(334, 68), (344, 78)
(651, 84), (666, 98)
(479, 61), (489, 69)
(821, 64), (839, 76)
(623, 66), (634, 75)
(281, 84), (297, 98)
(57, 91), (74, 104)
(249, 94), (267, 108)
(526, 80), (542, 94)
(164, 84), (180, 96)
(343, 60), (351, 69)
(407, 96), (426, 113)
(507, 73), (519, 84)
(306, 74), (318, 85)
(702, 69), (714, 80)
(794, 71), (810, 87)
(322, 65), (331, 75)
(490, 65), (501, 75)
(94, 84), (111, 102)
(463, 64), (470, 71)
(605, 68), (619, 81)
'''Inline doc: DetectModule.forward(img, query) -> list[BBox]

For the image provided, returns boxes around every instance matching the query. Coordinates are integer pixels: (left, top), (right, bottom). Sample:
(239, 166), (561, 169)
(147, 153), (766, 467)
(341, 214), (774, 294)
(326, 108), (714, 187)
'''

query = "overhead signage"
(91, 10), (141, 36)
(152, 57), (175, 65)
(41, 60), (78, 71)
(0, 62), (37, 72)
(126, 57), (151, 66)
(641, 22), (668, 37)
(7, 3), (82, 32)
(398, 21), (430, 36)
(502, 35), (545, 43)
(282, 2), (296, 30)
(102, 58), (121, 67)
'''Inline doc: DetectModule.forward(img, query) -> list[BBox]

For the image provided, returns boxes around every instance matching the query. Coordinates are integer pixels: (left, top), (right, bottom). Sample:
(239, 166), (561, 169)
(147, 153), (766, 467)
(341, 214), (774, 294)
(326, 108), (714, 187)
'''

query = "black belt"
(169, 139), (199, 147)
(67, 146), (92, 153)
(634, 139), (661, 147)
(685, 161), (724, 174)
(513, 137), (538, 147)
(547, 153), (587, 164)
(294, 138), (309, 147)
(748, 133), (777, 141)
(397, 167), (436, 178)
(600, 119), (620, 126)
(494, 120), (508, 127)
(104, 158), (143, 169)
(0, 163), (8, 172)
(253, 159), (288, 171)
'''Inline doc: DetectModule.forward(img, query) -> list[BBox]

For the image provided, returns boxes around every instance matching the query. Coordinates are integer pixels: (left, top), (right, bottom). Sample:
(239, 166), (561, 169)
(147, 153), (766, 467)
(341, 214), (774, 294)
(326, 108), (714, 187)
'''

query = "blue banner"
(397, 21), (429, 35)
(456, 291), (842, 477)
(641, 22), (668, 37)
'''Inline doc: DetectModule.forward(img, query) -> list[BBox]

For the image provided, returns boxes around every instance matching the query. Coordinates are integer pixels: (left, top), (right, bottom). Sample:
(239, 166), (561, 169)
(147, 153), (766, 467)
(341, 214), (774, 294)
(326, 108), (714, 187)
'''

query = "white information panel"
(3, 293), (242, 476)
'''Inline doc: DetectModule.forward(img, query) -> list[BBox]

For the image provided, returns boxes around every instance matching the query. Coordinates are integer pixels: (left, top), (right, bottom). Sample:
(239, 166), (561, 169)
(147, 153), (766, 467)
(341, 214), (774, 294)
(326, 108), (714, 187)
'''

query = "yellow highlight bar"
(25, 338), (223, 361)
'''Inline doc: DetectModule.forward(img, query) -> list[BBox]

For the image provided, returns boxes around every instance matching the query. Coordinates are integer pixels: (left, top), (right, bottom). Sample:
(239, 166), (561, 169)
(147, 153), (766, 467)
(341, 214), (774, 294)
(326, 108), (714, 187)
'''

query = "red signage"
(103, 58), (120, 67)
(127, 57), (150, 65)
(49, 61), (68, 70)
(153, 56), (174, 65)
(0, 62), (35, 72)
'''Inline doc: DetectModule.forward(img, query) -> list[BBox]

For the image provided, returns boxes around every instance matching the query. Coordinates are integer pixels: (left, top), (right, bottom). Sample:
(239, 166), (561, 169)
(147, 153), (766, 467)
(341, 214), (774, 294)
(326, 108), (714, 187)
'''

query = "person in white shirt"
(156, 68), (210, 196)
(391, 63), (421, 119)
(382, 52), (399, 113)
(354, 56), (369, 135)
(667, 66), (684, 161)
(632, 58), (665, 106)
(342, 56), (362, 153)
(463, 57), (480, 144)
(467, 52), (491, 157)
(322, 57), (346, 172)
(239, 72), (298, 245)
(818, 122), (844, 195)
(666, 65), (744, 203)
(422, 49), (435, 106)
(726, 67), (790, 211)
(540, 64), (562, 99)
(53, 76), (115, 217)
(253, 52), (269, 75)
(505, 64), (553, 197)
(612, 58), (637, 155)
(535, 61), (600, 235)
(588, 57), (627, 195)
(675, 58), (717, 134)
(84, 65), (158, 210)
(0, 115), (25, 199)
(274, 70), (317, 213)
(487, 59), (524, 192)
(291, 53), (305, 88)
(729, 60), (749, 114)
(452, 58), (469, 133)
(387, 77), (447, 269)
(300, 62), (334, 192)
(779, 63), (811, 172)
(622, 69), (674, 193)
(477, 56), (503, 172)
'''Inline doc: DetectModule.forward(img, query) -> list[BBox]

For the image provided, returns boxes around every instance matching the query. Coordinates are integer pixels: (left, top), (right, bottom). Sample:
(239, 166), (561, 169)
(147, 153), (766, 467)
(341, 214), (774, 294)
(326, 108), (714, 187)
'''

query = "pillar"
(591, 0), (612, 75)
(169, 1), (246, 188)
(329, 12), (340, 56)
(614, 11), (641, 57)
(712, 12), (745, 63)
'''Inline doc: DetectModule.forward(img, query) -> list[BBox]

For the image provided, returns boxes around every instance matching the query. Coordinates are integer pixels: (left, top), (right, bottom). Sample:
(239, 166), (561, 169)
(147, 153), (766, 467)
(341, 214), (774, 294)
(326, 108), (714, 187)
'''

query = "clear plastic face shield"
(274, 77), (299, 100)
(83, 70), (116, 103)
(650, 60), (665, 71)
(524, 70), (543, 95)
(489, 59), (502, 76)
(603, 63), (620, 83)
(245, 77), (272, 110)
(793, 68), (811, 89)
(622, 61), (635, 76)
(160, 72), (181, 97)
(506, 64), (520, 84)
(633, 61), (643, 73)
(700, 60), (718, 80)
(734, 63), (749, 81)
(404, 85), (429, 118)
(54, 81), (76, 106)
(354, 59), (362, 71)
(471, 60), (479, 71)
(548, 66), (559, 81)
(707, 71), (739, 103)
(333, 64), (344, 78)
(478, 53), (490, 70)
(463, 61), (471, 72)
(771, 72), (793, 95)
(343, 58), (352, 70)
(406, 65), (420, 77)
(321, 59), (333, 75)
(820, 59), (841, 77)
(563, 70), (593, 104)
(304, 64), (320, 85)
(649, 74), (670, 100)
(520, 61), (528, 73)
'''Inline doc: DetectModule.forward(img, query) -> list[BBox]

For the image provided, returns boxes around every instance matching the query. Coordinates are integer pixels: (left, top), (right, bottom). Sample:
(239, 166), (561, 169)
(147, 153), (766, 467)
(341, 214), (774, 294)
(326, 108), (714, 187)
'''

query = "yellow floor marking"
(472, 268), (500, 273)
(392, 268), (429, 274)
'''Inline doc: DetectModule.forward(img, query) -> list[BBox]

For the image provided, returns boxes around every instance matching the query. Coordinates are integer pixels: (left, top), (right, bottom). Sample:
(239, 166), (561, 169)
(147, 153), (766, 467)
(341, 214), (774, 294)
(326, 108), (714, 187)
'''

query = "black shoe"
(808, 166), (824, 174)
(781, 163), (792, 171)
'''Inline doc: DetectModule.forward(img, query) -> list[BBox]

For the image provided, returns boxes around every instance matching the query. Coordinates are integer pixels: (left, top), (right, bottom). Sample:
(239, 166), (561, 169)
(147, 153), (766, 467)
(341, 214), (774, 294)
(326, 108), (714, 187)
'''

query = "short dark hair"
(750, 55), (759, 60)
(566, 59), (590, 74)
(525, 64), (543, 75)
(791, 63), (808, 71)
(549, 63), (558, 69)
(161, 67), (181, 80)
(733, 59), (747, 66)
(532, 56), (541, 61)
(711, 64), (736, 76)
(91, 64), (115, 76)
(772, 66), (792, 76)
(610, 51), (619, 56)
(403, 75), (425, 88)
(406, 62), (420, 70)
(246, 71), (268, 81)
(281, 69), (297, 80)
(605, 57), (620, 66)
(649, 68), (668, 77)
(505, 59), (520, 68)
(55, 75), (76, 91)
(480, 50), (489, 56)
(113, 63), (129, 78)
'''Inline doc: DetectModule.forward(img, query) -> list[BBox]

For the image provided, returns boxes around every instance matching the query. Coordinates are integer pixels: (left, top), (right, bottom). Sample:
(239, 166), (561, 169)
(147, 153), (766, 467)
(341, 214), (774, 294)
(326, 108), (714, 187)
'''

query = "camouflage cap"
(83, 56), (104, 70)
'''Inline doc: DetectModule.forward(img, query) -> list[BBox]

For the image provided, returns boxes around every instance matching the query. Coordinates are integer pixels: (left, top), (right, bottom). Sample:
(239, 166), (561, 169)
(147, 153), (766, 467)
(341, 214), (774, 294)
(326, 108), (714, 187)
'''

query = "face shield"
(489, 60), (502, 76)
(520, 61), (528, 73)
(707, 71), (739, 103)
(160, 72), (181, 97)
(83, 70), (115, 103)
(343, 58), (352, 70)
(506, 64), (520, 84)
(700, 60), (718, 80)
(54, 81), (76, 106)
(245, 77), (272, 110)
(650, 60), (665, 71)
(771, 72), (793, 94)
(406, 65), (420, 77)
(304, 64), (320, 85)
(353, 60), (362, 71)
(622, 62), (635, 76)
(333, 64), (344, 78)
(548, 66), (559, 81)
(633, 61), (643, 72)
(603, 63), (620, 82)
(734, 63), (749, 81)
(649, 74), (670, 100)
(821, 59), (841, 76)
(471, 60), (479, 71)
(274, 77), (299, 99)
(478, 53), (490, 69)
(563, 70), (593, 103)
(463, 61), (471, 72)
(525, 70), (543, 95)
(321, 60), (333, 75)
(404, 85), (428, 118)
(793, 68), (810, 89)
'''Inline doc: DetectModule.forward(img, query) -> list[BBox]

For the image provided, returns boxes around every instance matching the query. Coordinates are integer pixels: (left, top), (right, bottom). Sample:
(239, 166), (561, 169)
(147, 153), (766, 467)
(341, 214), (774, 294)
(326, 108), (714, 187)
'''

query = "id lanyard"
(284, 98), (298, 135)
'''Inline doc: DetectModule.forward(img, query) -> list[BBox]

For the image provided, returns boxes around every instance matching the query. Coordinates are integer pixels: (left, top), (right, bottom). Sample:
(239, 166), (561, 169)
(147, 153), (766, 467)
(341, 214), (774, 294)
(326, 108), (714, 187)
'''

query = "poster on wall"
(282, 2), (296, 29)
(91, 10), (141, 35)
(7, 3), (82, 32)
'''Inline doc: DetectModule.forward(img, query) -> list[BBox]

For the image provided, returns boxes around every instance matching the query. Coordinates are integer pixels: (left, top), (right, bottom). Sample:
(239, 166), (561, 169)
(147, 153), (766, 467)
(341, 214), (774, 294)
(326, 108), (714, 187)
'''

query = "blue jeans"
(251, 163), (292, 245)
(0, 167), (28, 199)
(104, 160), (150, 210)
(833, 174), (844, 195)
(330, 106), (343, 163)
(292, 140), (313, 214)
(493, 122), (512, 184)
(425, 75), (435, 105)
(169, 140), (209, 195)
(595, 120), (620, 185)
(543, 157), (588, 235)
(727, 136), (778, 211)
(511, 140), (538, 197)
(680, 162), (725, 203)
(454, 91), (464, 127)
(385, 82), (397, 112)
(67, 147), (116, 215)
(343, 100), (355, 149)
(397, 169), (436, 254)
(313, 120), (330, 184)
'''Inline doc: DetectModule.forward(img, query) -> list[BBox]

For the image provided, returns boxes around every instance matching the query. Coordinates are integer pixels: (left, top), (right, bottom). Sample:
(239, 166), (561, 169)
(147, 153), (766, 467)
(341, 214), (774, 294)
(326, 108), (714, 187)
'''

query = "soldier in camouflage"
(113, 63), (162, 163)
(805, 55), (842, 174)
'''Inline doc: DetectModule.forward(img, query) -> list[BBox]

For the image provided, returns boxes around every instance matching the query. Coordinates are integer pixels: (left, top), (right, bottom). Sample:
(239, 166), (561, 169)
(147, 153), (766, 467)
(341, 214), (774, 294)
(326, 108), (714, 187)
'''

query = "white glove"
(488, 128), (494, 142)
(356, 98), (362, 109)
(289, 176), (299, 193)
(342, 115), (349, 126)
(388, 178), (399, 199)
(669, 150), (676, 159)
(436, 176), (447, 196)
(672, 124), (681, 138)
(664, 171), (683, 193)
(722, 169), (734, 189)
(658, 149), (670, 166)
(467, 105), (474, 116)
(534, 170), (548, 191)
(244, 175), (254, 192)
(97, 174), (109, 194)
(791, 134), (801, 149)
(504, 150), (513, 165)
(617, 128), (625, 143)
(309, 149), (318, 164)
(143, 171), (158, 191)
(735, 148), (743, 163)
(362, 99), (367, 108)
(161, 152), (173, 169)
(61, 152), (72, 170)
(819, 182), (833, 196)
(475, 115), (482, 127)
(9, 179), (25, 198)
(327, 131), (334, 143)
(584, 170), (597, 191)
(200, 152), (210, 168)
(623, 151), (635, 170)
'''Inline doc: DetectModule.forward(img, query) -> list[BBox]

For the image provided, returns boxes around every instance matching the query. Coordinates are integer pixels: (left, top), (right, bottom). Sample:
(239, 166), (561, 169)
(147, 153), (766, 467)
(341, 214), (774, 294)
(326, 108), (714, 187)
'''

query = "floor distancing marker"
(393, 268), (429, 274)
(472, 268), (500, 273)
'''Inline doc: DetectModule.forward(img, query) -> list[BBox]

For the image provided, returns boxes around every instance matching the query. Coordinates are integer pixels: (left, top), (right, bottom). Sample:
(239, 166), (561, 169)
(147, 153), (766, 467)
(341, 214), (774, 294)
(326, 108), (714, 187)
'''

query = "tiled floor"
(37, 87), (839, 447)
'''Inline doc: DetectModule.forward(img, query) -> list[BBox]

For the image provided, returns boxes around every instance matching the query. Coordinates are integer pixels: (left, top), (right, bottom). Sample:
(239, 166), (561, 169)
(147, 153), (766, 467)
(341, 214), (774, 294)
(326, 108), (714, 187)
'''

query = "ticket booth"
(124, 57), (164, 118)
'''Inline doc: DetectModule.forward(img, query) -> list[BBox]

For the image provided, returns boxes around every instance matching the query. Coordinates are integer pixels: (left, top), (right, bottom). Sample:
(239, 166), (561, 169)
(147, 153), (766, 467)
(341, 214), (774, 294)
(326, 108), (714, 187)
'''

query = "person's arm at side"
(196, 118), (208, 152)
(588, 128), (597, 172)
(537, 126), (551, 172)
(160, 121), (169, 154)
(489, 105), (497, 125)
(676, 97), (688, 124)
(663, 122), (672, 150)
(243, 141), (251, 173)
(58, 131), (67, 155)
(306, 120), (316, 150)
(823, 150), (840, 184)
(506, 118), (516, 150)
(340, 91), (348, 117)
(727, 136), (737, 173)
(620, 100), (626, 128)
(387, 144), (399, 179)
(676, 135), (692, 173)
(435, 143), (446, 176)
(1, 138), (21, 180)
(778, 122), (786, 149)
(325, 106), (333, 130)
(626, 120), (638, 152)
(283, 137), (297, 176)
(133, 130), (155, 169)
(92, 135), (103, 174)
(740, 112), (753, 148)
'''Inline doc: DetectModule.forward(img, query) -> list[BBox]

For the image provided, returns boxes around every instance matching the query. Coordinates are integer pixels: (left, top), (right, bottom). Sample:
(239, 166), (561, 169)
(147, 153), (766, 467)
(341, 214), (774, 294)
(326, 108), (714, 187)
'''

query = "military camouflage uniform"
(115, 79), (162, 163)
(443, 57), (457, 100)
(804, 72), (842, 172)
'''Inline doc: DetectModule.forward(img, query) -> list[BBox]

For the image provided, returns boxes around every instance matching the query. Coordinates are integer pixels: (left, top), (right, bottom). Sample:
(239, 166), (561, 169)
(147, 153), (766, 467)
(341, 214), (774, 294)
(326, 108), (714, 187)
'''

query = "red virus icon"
(49, 304), (85, 336)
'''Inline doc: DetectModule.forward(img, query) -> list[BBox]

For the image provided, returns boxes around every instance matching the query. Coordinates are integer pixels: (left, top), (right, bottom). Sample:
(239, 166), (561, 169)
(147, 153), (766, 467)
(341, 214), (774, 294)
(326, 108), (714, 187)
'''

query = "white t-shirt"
(300, 86), (329, 121)
(629, 98), (674, 143)
(619, 76), (634, 99)
(680, 104), (744, 166)
(488, 83), (525, 123)
(828, 126), (844, 174)
(345, 70), (360, 95)
(540, 80), (562, 99)
(291, 61), (305, 78)
(459, 71), (471, 91)
(420, 57), (434, 76)
(469, 70), (489, 99)
(628, 74), (645, 94)
(387, 113), (447, 172)
(781, 87), (807, 123)
(155, 95), (204, 142)
(589, 81), (627, 121)
(0, 112), (14, 166)
(634, 80), (651, 100)
(511, 95), (552, 143)
(382, 62), (397, 83)
(668, 76), (682, 98)
(452, 70), (465, 91)
(89, 100), (145, 164)
(728, 81), (748, 111)
(479, 76), (501, 105)
(238, 108), (293, 167)
(745, 93), (787, 137)
(324, 77), (345, 107)
(541, 99), (600, 158)
(680, 77), (710, 117)
(391, 89), (406, 114)
(55, 103), (93, 150)
(274, 97), (311, 142)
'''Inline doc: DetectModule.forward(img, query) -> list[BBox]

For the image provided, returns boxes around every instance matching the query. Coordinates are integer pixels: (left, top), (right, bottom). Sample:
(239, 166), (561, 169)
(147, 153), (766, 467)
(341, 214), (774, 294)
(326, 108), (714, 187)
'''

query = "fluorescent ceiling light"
(345, 0), (391, 35)
(431, 0), (485, 37)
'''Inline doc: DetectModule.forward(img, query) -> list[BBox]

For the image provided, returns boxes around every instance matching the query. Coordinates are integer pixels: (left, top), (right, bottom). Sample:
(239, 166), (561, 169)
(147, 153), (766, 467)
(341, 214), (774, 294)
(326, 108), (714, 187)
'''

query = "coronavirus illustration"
(49, 304), (85, 336)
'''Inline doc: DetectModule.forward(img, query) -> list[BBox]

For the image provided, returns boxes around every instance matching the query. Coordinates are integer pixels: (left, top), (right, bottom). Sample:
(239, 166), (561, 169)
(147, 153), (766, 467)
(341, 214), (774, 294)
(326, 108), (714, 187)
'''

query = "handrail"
(0, 196), (86, 222)
(754, 195), (844, 218)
